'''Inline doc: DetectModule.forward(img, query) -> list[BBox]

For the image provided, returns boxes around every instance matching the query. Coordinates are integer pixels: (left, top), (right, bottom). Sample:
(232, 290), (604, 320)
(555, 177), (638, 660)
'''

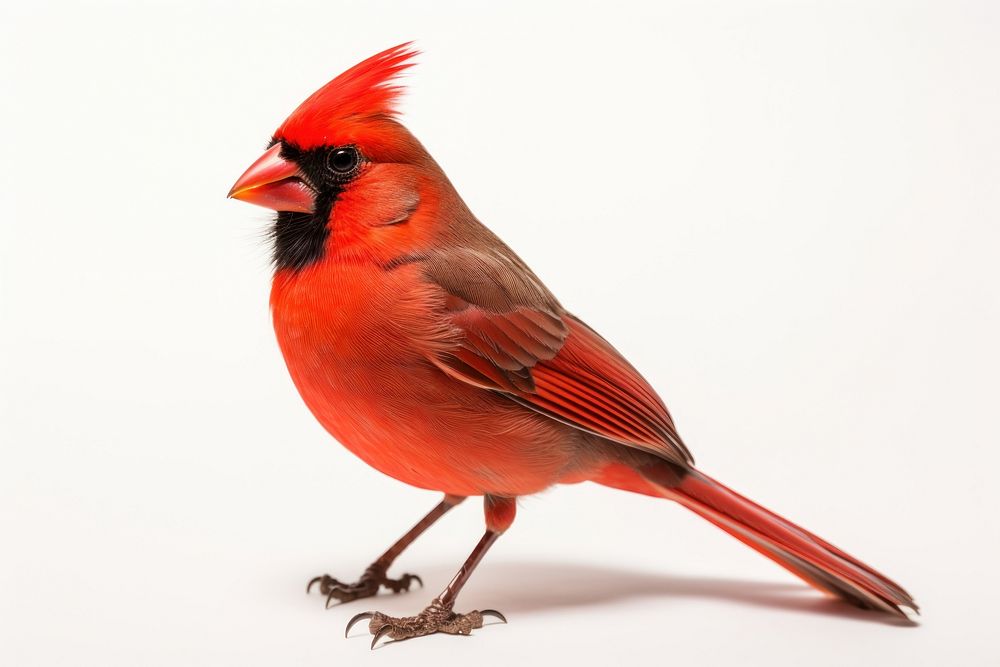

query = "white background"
(2, 1), (998, 665)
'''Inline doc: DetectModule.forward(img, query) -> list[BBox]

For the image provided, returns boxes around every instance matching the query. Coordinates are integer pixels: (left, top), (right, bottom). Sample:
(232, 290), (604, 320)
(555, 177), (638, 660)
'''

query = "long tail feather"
(594, 462), (917, 616)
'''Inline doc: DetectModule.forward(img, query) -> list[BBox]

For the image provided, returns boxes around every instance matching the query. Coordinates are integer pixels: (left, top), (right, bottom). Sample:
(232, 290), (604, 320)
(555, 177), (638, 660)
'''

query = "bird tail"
(593, 461), (917, 617)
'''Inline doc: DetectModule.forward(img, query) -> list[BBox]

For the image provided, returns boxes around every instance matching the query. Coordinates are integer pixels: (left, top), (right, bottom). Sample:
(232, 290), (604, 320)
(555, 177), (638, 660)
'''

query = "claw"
(306, 576), (323, 594)
(411, 574), (423, 589)
(480, 609), (507, 624)
(325, 589), (342, 609)
(345, 612), (374, 638)
(371, 623), (393, 650)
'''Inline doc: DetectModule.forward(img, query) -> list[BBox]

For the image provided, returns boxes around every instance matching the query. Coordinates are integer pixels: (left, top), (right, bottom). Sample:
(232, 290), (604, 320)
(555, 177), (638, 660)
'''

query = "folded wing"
(422, 247), (691, 466)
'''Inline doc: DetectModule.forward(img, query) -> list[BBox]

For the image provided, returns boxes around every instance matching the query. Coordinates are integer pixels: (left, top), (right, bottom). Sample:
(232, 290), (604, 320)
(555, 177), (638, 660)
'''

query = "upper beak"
(228, 143), (315, 213)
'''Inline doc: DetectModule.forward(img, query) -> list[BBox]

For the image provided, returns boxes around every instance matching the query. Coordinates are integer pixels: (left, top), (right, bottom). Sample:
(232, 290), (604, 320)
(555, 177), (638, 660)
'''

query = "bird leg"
(308, 494), (464, 607)
(346, 495), (514, 647)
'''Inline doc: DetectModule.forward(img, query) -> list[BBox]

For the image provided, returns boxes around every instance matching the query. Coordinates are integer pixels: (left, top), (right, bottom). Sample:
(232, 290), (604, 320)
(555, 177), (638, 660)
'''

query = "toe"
(306, 574), (347, 596)
(383, 572), (422, 593)
(439, 611), (482, 635)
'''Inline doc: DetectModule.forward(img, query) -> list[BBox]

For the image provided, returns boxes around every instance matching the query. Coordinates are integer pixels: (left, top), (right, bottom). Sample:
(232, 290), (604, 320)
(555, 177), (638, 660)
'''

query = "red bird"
(228, 44), (915, 647)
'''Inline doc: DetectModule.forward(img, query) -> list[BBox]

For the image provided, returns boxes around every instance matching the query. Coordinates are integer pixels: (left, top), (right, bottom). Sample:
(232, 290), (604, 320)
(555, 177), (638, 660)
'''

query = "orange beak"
(228, 143), (315, 213)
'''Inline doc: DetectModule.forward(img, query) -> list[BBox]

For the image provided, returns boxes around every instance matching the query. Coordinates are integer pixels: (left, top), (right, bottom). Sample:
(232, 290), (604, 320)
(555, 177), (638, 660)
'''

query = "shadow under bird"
(228, 44), (916, 648)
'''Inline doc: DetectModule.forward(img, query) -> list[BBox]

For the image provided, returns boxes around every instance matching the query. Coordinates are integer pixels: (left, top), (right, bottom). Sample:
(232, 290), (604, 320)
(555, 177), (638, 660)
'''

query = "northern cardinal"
(228, 44), (915, 647)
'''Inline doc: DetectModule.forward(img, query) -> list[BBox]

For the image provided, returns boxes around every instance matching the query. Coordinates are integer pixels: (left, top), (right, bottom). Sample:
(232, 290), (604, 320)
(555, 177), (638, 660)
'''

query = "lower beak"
(228, 143), (315, 213)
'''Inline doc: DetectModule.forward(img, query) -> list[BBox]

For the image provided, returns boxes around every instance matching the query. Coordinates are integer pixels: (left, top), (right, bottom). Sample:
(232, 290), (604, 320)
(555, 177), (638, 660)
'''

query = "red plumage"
(277, 43), (417, 148)
(229, 45), (916, 645)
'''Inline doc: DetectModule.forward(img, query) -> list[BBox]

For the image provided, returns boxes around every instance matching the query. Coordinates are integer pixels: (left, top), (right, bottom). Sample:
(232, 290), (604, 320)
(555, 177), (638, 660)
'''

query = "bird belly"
(270, 263), (577, 496)
(296, 360), (575, 496)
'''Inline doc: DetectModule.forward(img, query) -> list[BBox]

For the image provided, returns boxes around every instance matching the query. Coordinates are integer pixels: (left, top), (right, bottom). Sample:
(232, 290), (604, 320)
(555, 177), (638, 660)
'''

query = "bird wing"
(422, 247), (692, 466)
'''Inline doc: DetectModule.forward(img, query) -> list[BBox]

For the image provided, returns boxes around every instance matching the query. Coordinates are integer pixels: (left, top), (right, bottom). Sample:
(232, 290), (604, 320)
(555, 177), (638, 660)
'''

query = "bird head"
(228, 44), (443, 271)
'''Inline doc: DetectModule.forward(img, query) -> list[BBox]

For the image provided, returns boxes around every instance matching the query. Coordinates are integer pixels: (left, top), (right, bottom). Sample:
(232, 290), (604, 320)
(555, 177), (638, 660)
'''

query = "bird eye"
(326, 147), (360, 175)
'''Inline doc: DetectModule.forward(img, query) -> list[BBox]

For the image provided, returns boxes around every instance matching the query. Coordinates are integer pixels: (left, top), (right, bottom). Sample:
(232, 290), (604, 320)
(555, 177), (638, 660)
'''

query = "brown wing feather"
(421, 247), (692, 466)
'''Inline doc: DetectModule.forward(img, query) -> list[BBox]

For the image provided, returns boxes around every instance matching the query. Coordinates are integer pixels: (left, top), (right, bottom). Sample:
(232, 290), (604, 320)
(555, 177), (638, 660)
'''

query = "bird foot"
(345, 597), (507, 648)
(307, 564), (422, 607)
